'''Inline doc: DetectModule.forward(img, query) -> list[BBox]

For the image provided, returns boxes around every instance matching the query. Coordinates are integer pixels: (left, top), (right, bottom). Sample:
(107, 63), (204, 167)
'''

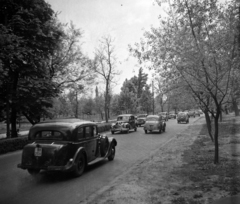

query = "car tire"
(145, 130), (147, 134)
(134, 126), (137, 131)
(159, 128), (162, 134)
(108, 145), (115, 161)
(126, 128), (130, 134)
(100, 137), (109, 156)
(73, 153), (86, 177)
(27, 168), (40, 175)
(111, 131), (114, 134)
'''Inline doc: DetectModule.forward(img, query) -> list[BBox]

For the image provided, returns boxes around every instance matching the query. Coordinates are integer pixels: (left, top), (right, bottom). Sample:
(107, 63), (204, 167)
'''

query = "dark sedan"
(18, 119), (117, 177)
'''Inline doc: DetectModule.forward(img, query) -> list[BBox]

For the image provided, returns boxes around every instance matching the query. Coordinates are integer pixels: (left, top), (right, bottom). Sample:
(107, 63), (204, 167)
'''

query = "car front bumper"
(111, 126), (129, 132)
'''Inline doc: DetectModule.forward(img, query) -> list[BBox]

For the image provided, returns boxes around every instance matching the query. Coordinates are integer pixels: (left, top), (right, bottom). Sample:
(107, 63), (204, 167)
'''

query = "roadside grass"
(171, 118), (240, 203)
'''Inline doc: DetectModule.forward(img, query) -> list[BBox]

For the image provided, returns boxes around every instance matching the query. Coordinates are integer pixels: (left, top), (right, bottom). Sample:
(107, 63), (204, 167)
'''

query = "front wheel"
(134, 126), (137, 131)
(27, 168), (40, 175)
(145, 130), (147, 134)
(73, 153), (86, 177)
(108, 145), (116, 161)
(111, 131), (114, 134)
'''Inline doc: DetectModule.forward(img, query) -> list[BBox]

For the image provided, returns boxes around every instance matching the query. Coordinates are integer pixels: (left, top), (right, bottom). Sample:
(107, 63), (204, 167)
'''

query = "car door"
(84, 125), (98, 162)
(129, 116), (135, 129)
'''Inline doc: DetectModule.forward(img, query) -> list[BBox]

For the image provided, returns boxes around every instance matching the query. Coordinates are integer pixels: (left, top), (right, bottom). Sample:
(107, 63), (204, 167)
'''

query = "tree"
(94, 86), (105, 120)
(131, 0), (239, 163)
(119, 79), (138, 114)
(0, 0), (64, 137)
(93, 36), (120, 122)
(139, 85), (153, 114)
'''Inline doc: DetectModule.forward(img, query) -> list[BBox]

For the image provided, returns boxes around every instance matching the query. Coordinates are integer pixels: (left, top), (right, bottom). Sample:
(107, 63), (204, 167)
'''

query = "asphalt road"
(0, 117), (199, 204)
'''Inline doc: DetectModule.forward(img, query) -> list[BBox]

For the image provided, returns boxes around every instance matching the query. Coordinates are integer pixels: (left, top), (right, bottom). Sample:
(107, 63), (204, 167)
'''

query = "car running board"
(88, 156), (107, 166)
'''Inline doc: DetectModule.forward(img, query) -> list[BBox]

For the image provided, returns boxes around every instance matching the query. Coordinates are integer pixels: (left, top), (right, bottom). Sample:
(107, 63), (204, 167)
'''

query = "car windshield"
(137, 115), (147, 118)
(159, 112), (167, 115)
(33, 130), (64, 140)
(117, 116), (129, 121)
(146, 117), (159, 121)
(178, 112), (186, 116)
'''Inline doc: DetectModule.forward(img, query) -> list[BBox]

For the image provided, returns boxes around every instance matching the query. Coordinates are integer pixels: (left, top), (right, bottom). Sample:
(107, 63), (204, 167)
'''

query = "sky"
(46, 0), (162, 94)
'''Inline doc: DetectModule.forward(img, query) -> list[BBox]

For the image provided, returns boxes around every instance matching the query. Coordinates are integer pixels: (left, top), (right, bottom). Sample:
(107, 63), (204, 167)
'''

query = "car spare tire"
(100, 137), (109, 157)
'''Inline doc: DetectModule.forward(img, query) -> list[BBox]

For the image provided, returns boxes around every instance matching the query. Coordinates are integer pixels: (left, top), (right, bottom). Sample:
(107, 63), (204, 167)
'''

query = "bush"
(0, 136), (30, 154)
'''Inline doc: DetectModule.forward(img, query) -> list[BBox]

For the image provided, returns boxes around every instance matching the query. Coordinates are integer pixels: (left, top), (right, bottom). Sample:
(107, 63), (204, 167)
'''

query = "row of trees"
(0, 0), (118, 136)
(130, 0), (240, 164)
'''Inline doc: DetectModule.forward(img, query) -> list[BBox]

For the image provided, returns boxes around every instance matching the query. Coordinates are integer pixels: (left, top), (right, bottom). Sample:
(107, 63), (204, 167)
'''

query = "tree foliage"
(0, 0), (64, 137)
(130, 0), (240, 163)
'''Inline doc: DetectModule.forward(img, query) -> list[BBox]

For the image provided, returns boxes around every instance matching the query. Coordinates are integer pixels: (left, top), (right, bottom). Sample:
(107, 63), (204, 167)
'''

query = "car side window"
(85, 126), (92, 138)
(77, 127), (84, 140)
(93, 126), (97, 136)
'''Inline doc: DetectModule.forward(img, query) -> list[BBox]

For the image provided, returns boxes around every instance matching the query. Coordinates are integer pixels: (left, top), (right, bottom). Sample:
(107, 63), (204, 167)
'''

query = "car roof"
(118, 114), (133, 117)
(31, 119), (96, 130)
(137, 114), (147, 117)
(147, 115), (159, 118)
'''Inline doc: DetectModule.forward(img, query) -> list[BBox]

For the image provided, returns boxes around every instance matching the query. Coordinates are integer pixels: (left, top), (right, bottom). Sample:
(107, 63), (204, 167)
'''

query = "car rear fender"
(72, 147), (87, 165)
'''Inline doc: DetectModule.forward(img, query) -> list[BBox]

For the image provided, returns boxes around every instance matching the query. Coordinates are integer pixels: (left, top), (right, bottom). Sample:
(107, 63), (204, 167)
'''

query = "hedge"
(0, 123), (112, 155)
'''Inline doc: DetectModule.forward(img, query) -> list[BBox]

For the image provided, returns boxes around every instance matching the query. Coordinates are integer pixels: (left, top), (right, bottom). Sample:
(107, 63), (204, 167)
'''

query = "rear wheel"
(108, 145), (115, 161)
(111, 131), (114, 134)
(27, 168), (40, 175)
(73, 153), (85, 177)
(134, 126), (137, 131)
(145, 130), (147, 134)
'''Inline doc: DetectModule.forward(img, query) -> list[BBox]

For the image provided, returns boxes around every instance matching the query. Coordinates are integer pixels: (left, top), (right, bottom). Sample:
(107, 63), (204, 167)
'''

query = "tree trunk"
(75, 91), (78, 118)
(204, 110), (213, 142)
(214, 116), (219, 164)
(10, 71), (19, 138)
(6, 98), (11, 138)
(232, 98), (239, 116)
(219, 110), (222, 122)
(11, 106), (18, 138)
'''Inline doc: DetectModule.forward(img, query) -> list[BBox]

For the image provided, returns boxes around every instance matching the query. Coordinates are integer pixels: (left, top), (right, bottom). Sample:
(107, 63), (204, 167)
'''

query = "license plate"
(34, 147), (42, 157)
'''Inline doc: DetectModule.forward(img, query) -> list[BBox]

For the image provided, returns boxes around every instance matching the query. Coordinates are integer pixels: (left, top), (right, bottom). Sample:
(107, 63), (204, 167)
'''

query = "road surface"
(0, 118), (199, 204)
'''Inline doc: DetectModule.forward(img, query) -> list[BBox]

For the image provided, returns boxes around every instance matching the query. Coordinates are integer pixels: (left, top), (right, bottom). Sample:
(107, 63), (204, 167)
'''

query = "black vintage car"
(111, 114), (137, 134)
(17, 119), (117, 177)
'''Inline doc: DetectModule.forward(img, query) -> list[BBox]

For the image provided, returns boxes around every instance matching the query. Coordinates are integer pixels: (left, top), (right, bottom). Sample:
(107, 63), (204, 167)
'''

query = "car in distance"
(195, 110), (201, 117)
(17, 119), (117, 177)
(144, 115), (166, 134)
(136, 114), (148, 127)
(111, 114), (137, 134)
(158, 112), (169, 121)
(188, 110), (196, 118)
(168, 112), (176, 119)
(177, 112), (189, 124)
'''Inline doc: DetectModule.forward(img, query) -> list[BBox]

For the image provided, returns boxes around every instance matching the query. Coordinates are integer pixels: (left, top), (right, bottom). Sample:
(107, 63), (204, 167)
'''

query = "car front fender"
(108, 137), (117, 147)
